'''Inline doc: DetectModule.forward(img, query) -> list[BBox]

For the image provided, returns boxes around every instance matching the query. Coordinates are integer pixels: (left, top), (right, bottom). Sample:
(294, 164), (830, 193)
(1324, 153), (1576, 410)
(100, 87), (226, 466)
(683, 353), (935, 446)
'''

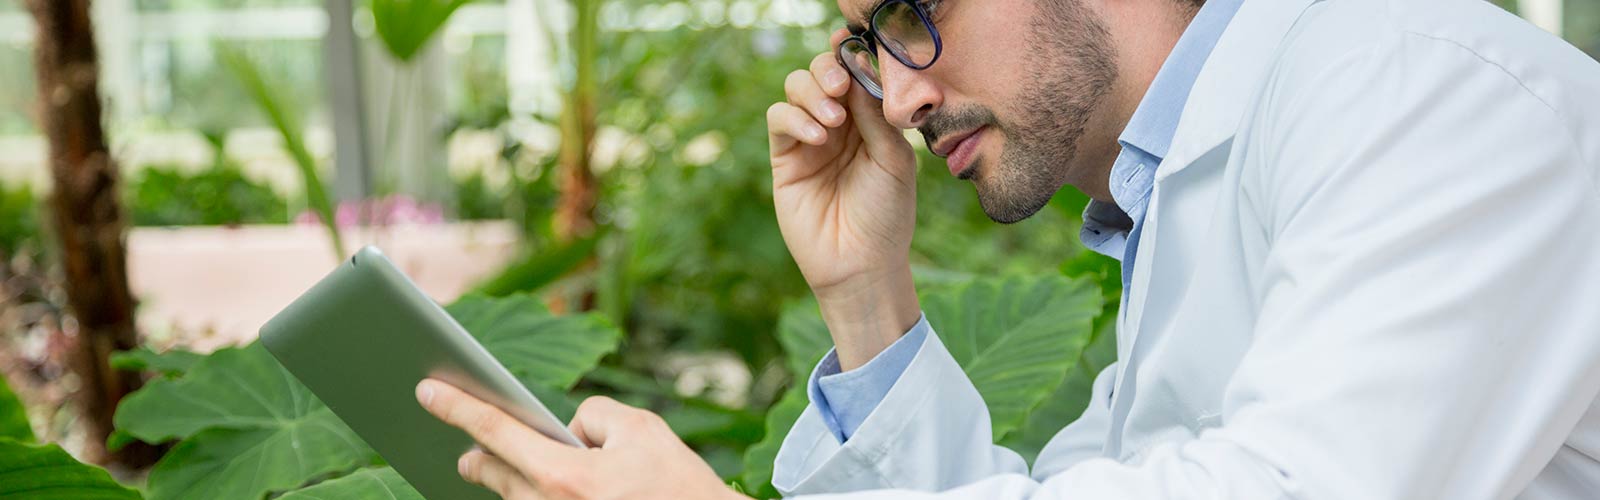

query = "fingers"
(785, 68), (847, 129)
(768, 102), (827, 150)
(809, 51), (851, 100)
(769, 43), (853, 153)
(821, 29), (905, 147)
(416, 379), (582, 478)
(830, 27), (850, 48)
(458, 448), (541, 499)
(844, 73), (905, 149)
(568, 396), (665, 449)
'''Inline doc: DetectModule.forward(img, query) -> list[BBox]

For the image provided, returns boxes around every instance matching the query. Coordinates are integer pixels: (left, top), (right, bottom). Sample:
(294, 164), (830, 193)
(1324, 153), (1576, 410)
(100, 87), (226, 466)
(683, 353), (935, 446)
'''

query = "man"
(415, 0), (1600, 498)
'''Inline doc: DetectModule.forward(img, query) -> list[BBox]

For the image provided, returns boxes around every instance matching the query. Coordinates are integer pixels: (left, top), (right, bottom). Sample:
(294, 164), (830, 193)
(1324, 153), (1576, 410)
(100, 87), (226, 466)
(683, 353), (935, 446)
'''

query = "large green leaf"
(923, 275), (1102, 441)
(277, 467), (423, 500)
(369, 0), (474, 62)
(113, 344), (337, 444)
(0, 439), (142, 499)
(0, 373), (31, 443)
(114, 344), (372, 500)
(144, 423), (374, 499)
(999, 310), (1118, 461)
(112, 295), (622, 500)
(444, 293), (621, 391)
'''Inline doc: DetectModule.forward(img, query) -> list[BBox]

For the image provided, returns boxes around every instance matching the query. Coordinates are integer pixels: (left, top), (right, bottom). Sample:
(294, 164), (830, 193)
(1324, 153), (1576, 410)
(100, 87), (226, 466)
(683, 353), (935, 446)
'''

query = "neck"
(1075, 1), (1198, 203)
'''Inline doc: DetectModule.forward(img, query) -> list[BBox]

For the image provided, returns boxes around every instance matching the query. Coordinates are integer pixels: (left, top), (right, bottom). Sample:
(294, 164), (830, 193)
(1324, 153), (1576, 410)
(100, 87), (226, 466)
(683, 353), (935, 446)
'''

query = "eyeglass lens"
(838, 0), (937, 99)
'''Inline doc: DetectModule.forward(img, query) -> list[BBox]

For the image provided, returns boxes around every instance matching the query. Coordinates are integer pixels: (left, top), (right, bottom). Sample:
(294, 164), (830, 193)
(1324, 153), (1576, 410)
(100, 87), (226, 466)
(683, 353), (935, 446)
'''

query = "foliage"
(0, 440), (144, 499)
(452, 170), (504, 221)
(0, 180), (40, 258)
(109, 294), (623, 499)
(218, 45), (345, 258)
(473, 232), (602, 298)
(109, 347), (203, 378)
(368, 0), (473, 63)
(0, 372), (32, 443)
(0, 374), (141, 499)
(736, 298), (830, 498)
(114, 344), (374, 499)
(126, 164), (288, 226)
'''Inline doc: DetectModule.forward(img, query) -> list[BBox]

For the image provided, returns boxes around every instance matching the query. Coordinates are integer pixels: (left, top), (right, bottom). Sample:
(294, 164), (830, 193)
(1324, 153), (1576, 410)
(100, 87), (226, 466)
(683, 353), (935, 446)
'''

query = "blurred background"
(0, 0), (1594, 496)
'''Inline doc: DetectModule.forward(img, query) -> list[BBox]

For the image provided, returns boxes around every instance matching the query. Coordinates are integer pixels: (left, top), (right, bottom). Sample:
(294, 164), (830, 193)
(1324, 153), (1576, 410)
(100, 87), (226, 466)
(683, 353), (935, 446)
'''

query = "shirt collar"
(1116, 0), (1244, 164)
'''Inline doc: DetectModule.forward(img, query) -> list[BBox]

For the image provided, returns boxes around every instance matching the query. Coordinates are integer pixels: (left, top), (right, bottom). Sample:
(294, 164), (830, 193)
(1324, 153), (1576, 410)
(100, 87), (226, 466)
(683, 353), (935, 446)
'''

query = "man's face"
(839, 0), (1119, 223)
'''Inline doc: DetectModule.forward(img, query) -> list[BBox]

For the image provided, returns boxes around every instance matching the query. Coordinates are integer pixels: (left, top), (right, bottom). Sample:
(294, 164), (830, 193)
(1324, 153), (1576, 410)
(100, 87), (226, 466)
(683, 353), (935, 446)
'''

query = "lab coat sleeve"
(784, 25), (1600, 500)
(772, 325), (1031, 495)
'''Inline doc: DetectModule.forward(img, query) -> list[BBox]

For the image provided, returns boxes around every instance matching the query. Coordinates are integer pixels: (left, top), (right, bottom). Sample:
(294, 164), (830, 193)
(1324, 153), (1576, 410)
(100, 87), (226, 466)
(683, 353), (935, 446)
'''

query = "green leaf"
(114, 344), (373, 500)
(110, 347), (203, 377)
(998, 310), (1118, 461)
(219, 46), (344, 259)
(145, 422), (374, 500)
(277, 467), (423, 500)
(111, 295), (621, 500)
(0, 373), (31, 443)
(444, 293), (621, 391)
(737, 384), (808, 499)
(923, 275), (1103, 441)
(113, 344), (341, 444)
(0, 439), (142, 499)
(369, 0), (474, 63)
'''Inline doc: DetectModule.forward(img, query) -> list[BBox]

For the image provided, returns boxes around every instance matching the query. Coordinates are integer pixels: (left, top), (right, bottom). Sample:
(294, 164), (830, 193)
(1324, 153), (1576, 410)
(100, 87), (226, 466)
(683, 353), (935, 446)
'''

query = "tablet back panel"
(261, 246), (580, 500)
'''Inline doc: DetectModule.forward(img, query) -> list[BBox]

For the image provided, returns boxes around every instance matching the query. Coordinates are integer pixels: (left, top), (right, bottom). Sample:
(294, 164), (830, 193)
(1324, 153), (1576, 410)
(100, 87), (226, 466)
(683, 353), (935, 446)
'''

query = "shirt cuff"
(806, 313), (931, 442)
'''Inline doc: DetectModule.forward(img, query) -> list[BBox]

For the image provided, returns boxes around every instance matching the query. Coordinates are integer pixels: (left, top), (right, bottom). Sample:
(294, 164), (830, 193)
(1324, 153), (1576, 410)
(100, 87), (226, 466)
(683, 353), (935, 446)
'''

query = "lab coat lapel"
(1107, 0), (1318, 450)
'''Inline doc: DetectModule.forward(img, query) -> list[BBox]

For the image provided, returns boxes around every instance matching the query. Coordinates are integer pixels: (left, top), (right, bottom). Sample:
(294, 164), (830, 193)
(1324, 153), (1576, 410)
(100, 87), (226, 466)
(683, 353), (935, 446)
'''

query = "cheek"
(929, 4), (1034, 111)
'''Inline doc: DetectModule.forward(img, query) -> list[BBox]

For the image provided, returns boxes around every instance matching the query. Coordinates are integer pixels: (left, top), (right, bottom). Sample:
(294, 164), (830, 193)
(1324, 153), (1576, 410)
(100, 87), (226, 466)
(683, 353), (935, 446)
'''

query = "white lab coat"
(772, 0), (1600, 498)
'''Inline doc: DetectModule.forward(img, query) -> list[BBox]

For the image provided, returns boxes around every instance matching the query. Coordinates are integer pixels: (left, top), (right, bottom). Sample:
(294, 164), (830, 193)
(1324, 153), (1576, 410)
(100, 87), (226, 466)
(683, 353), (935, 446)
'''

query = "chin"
(975, 186), (1053, 224)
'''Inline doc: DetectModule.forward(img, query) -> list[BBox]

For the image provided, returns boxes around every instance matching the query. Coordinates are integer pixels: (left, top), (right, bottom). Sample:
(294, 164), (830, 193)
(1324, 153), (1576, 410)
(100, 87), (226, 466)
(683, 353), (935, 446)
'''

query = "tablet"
(260, 245), (582, 500)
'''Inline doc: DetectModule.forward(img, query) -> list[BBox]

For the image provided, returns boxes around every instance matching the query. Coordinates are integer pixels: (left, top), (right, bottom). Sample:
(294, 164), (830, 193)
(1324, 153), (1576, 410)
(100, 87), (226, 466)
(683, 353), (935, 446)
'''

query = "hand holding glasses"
(837, 0), (945, 100)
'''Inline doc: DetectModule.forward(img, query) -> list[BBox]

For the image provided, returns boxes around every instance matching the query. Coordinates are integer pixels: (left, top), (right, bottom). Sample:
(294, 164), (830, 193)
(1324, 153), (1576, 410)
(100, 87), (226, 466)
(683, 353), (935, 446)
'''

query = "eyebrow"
(846, 0), (887, 35)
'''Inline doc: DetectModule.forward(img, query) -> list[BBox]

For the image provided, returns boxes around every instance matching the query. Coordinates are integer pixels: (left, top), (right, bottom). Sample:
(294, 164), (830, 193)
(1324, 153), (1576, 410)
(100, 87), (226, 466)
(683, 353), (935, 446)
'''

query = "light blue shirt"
(811, 0), (1244, 442)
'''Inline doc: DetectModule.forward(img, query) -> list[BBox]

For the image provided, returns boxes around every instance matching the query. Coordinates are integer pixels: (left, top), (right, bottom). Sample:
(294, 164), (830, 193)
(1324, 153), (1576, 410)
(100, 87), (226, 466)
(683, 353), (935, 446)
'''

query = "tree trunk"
(26, 0), (160, 468)
(547, 0), (602, 314)
(553, 0), (600, 242)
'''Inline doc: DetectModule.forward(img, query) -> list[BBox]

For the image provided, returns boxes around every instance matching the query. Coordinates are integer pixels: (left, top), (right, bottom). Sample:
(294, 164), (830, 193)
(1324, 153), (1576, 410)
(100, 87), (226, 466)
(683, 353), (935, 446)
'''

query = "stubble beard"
(953, 0), (1119, 224)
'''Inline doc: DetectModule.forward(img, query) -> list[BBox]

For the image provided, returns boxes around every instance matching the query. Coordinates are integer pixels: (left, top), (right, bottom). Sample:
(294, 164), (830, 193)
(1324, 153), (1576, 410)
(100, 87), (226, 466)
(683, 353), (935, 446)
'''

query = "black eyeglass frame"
(836, 0), (945, 100)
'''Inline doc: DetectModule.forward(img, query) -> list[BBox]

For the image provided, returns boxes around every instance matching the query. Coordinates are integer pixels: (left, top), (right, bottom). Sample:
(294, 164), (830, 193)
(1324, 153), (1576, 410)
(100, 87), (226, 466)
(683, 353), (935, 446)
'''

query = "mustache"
(918, 106), (998, 156)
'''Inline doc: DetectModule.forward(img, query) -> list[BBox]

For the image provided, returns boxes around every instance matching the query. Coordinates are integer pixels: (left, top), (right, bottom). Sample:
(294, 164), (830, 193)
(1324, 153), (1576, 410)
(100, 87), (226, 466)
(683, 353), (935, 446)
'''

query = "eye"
(919, 0), (944, 18)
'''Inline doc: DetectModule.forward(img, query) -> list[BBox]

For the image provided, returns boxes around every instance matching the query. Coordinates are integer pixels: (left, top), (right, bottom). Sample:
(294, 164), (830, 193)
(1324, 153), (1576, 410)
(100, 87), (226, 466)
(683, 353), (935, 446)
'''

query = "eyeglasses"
(836, 0), (944, 100)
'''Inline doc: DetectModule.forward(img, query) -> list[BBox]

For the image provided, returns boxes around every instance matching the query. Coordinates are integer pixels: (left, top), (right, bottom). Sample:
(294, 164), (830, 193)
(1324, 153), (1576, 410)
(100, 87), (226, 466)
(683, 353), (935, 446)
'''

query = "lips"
(931, 127), (979, 157)
(933, 127), (985, 178)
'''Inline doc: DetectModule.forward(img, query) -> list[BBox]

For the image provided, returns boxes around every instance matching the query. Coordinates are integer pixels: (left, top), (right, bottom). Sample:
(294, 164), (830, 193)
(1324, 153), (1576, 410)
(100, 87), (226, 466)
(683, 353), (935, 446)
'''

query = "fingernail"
(825, 69), (848, 89)
(458, 452), (471, 477)
(417, 381), (434, 407)
(820, 100), (844, 121)
(805, 125), (825, 141)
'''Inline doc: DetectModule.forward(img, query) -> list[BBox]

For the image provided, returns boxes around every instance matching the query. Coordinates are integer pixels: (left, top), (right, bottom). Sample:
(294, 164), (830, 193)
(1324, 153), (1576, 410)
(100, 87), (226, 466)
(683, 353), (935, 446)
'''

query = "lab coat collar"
(1154, 0), (1319, 183)
(1110, 0), (1320, 448)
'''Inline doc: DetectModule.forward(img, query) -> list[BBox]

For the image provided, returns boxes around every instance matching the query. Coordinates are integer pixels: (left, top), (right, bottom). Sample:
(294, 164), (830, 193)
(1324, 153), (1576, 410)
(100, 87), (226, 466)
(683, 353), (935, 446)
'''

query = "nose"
(877, 55), (941, 130)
